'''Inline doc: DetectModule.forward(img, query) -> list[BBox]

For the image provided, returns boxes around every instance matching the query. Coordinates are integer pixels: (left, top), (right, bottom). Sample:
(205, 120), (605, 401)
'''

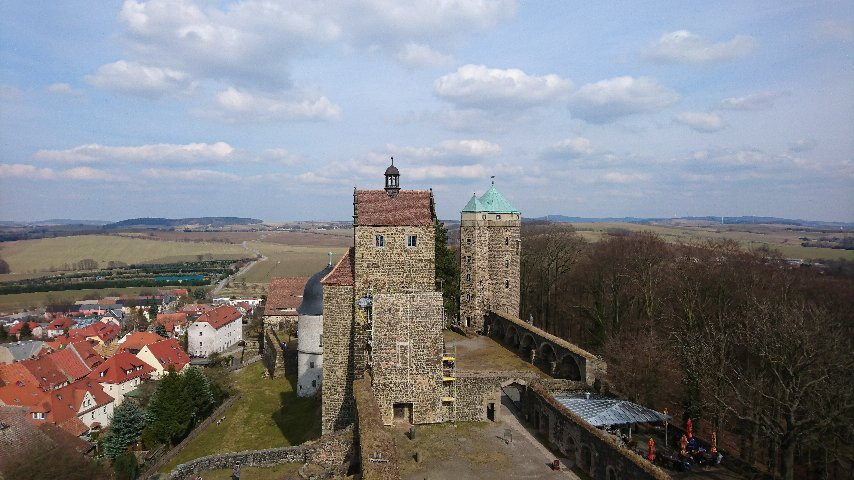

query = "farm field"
(0, 235), (250, 275)
(570, 222), (854, 261)
(0, 286), (199, 312)
(161, 362), (320, 473)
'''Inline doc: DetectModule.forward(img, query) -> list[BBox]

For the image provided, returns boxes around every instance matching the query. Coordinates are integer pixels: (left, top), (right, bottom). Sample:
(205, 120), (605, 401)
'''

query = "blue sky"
(1, 1), (852, 222)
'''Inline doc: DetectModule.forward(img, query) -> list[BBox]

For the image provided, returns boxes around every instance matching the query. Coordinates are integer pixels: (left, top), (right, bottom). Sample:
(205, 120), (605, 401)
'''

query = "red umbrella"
(679, 434), (688, 457)
(686, 417), (693, 440)
(648, 438), (656, 461)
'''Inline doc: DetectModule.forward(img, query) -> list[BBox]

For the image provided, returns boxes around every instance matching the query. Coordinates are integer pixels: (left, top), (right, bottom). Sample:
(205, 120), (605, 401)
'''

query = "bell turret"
(384, 157), (400, 197)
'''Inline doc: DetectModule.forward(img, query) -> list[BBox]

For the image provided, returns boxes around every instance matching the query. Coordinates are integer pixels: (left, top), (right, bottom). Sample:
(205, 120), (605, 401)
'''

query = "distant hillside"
(0, 219), (110, 227)
(535, 215), (854, 230)
(103, 217), (264, 230)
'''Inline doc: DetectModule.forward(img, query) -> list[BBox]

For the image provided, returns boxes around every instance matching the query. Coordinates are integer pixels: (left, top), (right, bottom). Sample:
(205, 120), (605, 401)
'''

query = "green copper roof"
(461, 194), (486, 212)
(461, 184), (520, 213)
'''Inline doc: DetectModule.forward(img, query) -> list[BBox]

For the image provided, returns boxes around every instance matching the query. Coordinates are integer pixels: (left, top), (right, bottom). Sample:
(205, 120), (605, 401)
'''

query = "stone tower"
(459, 180), (521, 330)
(321, 159), (445, 434)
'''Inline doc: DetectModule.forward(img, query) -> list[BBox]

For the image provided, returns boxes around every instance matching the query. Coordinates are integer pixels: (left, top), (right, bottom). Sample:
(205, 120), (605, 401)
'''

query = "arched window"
(466, 273), (472, 282)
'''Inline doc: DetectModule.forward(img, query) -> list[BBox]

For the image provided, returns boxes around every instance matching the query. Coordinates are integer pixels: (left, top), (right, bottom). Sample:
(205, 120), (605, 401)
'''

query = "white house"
(188, 305), (243, 357)
(87, 351), (153, 406)
(137, 338), (190, 379)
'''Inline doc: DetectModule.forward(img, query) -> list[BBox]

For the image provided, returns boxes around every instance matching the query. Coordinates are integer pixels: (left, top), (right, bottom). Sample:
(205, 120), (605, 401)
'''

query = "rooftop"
(354, 190), (434, 226)
(321, 247), (355, 287)
(195, 305), (242, 330)
(264, 277), (309, 316)
(461, 184), (520, 214)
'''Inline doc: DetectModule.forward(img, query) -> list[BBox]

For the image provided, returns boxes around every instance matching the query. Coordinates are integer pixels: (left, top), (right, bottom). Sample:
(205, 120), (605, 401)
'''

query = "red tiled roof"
(180, 304), (213, 314)
(354, 189), (434, 226)
(45, 379), (113, 434)
(20, 356), (69, 391)
(119, 332), (164, 352)
(69, 341), (103, 369)
(88, 352), (152, 384)
(8, 322), (39, 335)
(155, 313), (188, 333)
(143, 339), (190, 372)
(0, 364), (43, 407)
(321, 247), (355, 286)
(47, 348), (90, 382)
(69, 323), (120, 343)
(47, 317), (74, 331)
(195, 305), (242, 330)
(264, 277), (308, 316)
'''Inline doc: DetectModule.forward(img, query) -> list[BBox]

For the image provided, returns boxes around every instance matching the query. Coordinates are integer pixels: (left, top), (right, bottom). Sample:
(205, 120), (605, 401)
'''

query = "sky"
(0, 1), (852, 222)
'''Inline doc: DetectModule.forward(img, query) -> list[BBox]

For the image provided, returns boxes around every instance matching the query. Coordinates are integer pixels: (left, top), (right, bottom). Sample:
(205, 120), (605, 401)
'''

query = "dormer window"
(406, 235), (417, 248)
(375, 235), (385, 248)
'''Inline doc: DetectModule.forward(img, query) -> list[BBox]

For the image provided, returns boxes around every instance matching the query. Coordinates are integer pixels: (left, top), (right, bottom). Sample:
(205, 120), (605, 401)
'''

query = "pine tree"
(154, 324), (167, 338)
(148, 305), (159, 321)
(181, 367), (214, 423)
(18, 322), (32, 339)
(0, 324), (7, 342)
(102, 401), (148, 459)
(143, 369), (191, 445)
(435, 220), (460, 322)
(112, 451), (138, 480)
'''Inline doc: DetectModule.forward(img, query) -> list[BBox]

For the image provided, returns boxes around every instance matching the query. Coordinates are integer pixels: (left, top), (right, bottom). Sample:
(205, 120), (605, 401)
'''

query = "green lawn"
(162, 362), (321, 472)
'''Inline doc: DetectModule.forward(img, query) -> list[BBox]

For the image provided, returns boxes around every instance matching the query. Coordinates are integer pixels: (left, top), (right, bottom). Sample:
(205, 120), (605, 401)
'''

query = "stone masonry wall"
(262, 328), (286, 377)
(453, 371), (538, 421)
(354, 225), (435, 296)
(167, 429), (354, 480)
(371, 292), (444, 425)
(523, 383), (670, 480)
(354, 375), (401, 480)
(459, 213), (520, 331)
(322, 284), (356, 434)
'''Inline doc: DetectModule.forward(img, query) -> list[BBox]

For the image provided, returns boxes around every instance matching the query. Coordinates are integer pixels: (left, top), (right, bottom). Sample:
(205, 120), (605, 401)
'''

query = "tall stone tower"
(321, 159), (445, 434)
(459, 180), (521, 330)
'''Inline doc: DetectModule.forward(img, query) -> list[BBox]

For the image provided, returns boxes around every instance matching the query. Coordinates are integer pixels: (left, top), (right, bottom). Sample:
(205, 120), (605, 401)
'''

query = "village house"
(117, 331), (164, 354)
(28, 378), (115, 437)
(45, 317), (74, 338)
(136, 338), (190, 379)
(8, 321), (43, 340)
(187, 305), (243, 357)
(0, 340), (47, 365)
(154, 312), (189, 338)
(264, 277), (308, 329)
(88, 351), (153, 406)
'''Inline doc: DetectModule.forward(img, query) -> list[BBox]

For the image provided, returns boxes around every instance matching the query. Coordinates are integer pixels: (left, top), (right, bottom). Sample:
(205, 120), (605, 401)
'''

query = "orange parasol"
(648, 438), (656, 461)
(686, 417), (693, 440)
(710, 431), (718, 454)
(679, 434), (688, 456)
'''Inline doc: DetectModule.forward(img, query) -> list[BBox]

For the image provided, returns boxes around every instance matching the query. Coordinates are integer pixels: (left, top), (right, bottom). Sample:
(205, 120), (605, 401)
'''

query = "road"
(210, 241), (266, 296)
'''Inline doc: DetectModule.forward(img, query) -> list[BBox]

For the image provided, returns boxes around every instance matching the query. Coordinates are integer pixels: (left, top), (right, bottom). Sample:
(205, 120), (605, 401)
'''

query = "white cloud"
(0, 163), (55, 180)
(141, 168), (240, 182)
(600, 171), (651, 184)
(569, 76), (680, 123)
(789, 138), (817, 153)
(45, 83), (83, 96)
(396, 43), (456, 68)
(643, 30), (757, 63)
(673, 112), (726, 132)
(546, 137), (593, 157)
(719, 91), (786, 111)
(63, 166), (121, 181)
(204, 87), (342, 123)
(34, 142), (234, 164)
(85, 60), (196, 97)
(407, 164), (489, 180)
(434, 64), (573, 109)
(387, 139), (502, 165)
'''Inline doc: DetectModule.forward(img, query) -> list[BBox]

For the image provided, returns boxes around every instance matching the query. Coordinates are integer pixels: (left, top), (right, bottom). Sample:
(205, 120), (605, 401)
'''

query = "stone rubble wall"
(262, 328), (286, 377)
(371, 293), (444, 425)
(166, 429), (354, 480)
(453, 371), (538, 421)
(354, 225), (435, 296)
(523, 382), (670, 480)
(321, 284), (357, 434)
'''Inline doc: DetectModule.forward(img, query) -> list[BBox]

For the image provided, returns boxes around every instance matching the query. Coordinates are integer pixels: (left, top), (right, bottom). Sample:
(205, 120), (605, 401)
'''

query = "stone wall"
(523, 383), (670, 480)
(322, 284), (357, 434)
(353, 376), (401, 480)
(354, 225), (435, 296)
(262, 328), (285, 378)
(371, 292), (444, 425)
(459, 213), (521, 331)
(166, 429), (354, 480)
(453, 371), (538, 421)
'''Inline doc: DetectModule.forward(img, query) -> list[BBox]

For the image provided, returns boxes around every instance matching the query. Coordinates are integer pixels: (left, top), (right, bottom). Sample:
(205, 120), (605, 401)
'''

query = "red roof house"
(137, 338), (190, 379)
(118, 331), (164, 354)
(88, 352), (152, 405)
(155, 312), (189, 336)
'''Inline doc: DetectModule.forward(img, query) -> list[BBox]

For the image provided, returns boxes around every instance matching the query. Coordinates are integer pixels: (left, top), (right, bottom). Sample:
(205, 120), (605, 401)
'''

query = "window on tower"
(407, 234), (417, 248)
(496, 215), (501, 220)
(505, 258), (509, 268)
(505, 237), (509, 245)
(375, 235), (385, 248)
(466, 273), (471, 282)
(466, 255), (471, 264)
(466, 238), (472, 246)
(505, 279), (509, 289)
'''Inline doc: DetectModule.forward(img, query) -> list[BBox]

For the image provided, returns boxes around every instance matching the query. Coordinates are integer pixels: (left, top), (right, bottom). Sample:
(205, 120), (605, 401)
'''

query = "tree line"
(520, 223), (853, 480)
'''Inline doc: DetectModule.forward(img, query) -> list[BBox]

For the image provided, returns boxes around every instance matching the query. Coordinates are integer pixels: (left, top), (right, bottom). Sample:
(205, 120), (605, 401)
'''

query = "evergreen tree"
(154, 324), (168, 338)
(148, 304), (159, 322)
(435, 220), (460, 322)
(143, 369), (191, 445)
(112, 451), (138, 480)
(0, 324), (7, 342)
(181, 367), (214, 423)
(102, 401), (148, 459)
(18, 322), (32, 339)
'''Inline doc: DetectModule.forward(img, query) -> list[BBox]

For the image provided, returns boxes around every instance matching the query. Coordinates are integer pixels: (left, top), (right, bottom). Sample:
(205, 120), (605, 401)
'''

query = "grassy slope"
(0, 235), (249, 274)
(162, 362), (321, 472)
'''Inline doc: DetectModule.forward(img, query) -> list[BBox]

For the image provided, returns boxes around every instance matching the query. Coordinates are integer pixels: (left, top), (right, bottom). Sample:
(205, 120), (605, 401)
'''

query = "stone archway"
(606, 465), (620, 480)
(558, 354), (582, 381)
(580, 444), (593, 474)
(539, 342), (558, 375)
(519, 334), (535, 362)
(564, 435), (578, 467)
(505, 326), (520, 350)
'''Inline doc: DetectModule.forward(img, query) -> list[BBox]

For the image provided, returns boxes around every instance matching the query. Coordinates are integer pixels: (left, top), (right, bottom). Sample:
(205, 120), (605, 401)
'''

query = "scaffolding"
(442, 345), (456, 421)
